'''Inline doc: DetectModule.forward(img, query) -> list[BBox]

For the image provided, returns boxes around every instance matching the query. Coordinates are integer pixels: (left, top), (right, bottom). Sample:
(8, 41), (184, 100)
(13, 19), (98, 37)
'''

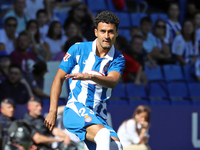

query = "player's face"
(95, 22), (118, 50)
(1, 104), (15, 118)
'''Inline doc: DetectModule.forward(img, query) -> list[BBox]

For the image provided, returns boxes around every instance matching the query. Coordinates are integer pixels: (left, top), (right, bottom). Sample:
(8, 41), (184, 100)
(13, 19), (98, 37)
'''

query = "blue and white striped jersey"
(59, 39), (125, 119)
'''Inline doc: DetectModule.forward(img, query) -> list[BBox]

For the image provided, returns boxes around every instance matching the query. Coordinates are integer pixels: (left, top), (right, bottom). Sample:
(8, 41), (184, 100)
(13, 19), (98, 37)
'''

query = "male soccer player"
(45, 10), (125, 150)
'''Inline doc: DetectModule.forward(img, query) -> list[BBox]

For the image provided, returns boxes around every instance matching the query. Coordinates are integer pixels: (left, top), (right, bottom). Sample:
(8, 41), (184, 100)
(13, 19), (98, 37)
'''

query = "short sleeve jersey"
(59, 39), (125, 119)
(172, 34), (199, 63)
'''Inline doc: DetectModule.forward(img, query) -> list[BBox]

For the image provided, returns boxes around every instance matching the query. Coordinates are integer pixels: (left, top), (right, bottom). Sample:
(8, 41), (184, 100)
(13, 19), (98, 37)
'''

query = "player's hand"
(65, 73), (91, 80)
(44, 111), (57, 131)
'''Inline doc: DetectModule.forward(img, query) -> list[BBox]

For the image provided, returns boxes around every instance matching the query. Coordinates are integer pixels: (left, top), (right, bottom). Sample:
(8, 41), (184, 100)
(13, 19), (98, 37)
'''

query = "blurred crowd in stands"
(0, 0), (200, 149)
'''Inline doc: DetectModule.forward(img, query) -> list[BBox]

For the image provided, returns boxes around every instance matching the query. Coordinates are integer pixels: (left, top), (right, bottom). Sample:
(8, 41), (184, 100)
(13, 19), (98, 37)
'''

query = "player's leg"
(110, 137), (123, 150)
(85, 124), (111, 150)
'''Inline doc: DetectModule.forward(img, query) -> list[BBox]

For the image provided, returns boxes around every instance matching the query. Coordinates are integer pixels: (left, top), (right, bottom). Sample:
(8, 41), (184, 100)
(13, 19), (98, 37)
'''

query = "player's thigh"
(85, 124), (105, 142)
(63, 102), (104, 141)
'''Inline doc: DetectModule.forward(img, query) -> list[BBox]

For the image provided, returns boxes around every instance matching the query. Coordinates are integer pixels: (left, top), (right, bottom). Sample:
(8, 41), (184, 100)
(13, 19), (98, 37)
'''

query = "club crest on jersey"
(103, 62), (109, 72)
(63, 53), (71, 61)
(85, 115), (92, 122)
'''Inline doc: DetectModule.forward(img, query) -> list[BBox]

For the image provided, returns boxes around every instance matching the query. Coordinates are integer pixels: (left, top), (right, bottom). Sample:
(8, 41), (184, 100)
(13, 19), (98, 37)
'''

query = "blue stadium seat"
(150, 13), (168, 25)
(167, 82), (191, 105)
(163, 65), (185, 82)
(147, 82), (168, 99)
(149, 98), (171, 105)
(106, 0), (128, 12)
(126, 83), (148, 99)
(145, 65), (164, 82)
(130, 13), (147, 27)
(118, 29), (132, 41)
(115, 12), (131, 28)
(111, 83), (127, 99)
(188, 82), (200, 105)
(107, 99), (129, 105)
(182, 65), (196, 82)
(87, 0), (107, 13)
(129, 99), (149, 105)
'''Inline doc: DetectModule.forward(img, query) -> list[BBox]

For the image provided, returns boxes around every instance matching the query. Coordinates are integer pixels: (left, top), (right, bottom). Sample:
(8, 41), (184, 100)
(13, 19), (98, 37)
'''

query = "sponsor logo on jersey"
(63, 53), (71, 61)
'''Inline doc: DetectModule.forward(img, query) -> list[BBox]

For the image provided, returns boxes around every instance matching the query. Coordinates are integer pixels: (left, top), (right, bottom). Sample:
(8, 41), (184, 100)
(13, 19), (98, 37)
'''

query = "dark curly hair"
(94, 10), (120, 29)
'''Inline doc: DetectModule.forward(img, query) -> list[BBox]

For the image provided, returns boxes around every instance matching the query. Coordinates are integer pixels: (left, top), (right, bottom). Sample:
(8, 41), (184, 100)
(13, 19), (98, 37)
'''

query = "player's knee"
(94, 128), (110, 144)
(110, 141), (123, 150)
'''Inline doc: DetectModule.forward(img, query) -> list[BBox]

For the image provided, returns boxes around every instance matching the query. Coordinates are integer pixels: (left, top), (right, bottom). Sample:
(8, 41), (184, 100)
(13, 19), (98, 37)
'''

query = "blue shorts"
(63, 102), (118, 150)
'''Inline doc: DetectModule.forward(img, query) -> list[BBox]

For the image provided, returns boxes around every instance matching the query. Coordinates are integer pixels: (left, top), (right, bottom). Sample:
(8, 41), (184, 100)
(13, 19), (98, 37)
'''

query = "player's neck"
(96, 48), (109, 58)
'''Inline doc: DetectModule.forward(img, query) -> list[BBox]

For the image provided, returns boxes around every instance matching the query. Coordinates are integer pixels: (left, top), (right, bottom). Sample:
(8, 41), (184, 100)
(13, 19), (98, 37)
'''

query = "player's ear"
(94, 28), (98, 37)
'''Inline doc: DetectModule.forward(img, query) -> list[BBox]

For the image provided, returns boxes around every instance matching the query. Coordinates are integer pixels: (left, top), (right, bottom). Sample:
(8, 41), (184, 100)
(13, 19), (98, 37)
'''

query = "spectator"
(44, 21), (66, 59)
(166, 3), (181, 43)
(0, 50), (11, 82)
(140, 16), (161, 66)
(3, 0), (30, 33)
(115, 35), (142, 85)
(64, 2), (95, 40)
(55, 0), (80, 14)
(172, 19), (198, 65)
(185, 1), (197, 20)
(36, 9), (49, 41)
(130, 26), (141, 39)
(24, 0), (45, 19)
(63, 20), (87, 42)
(0, 64), (30, 104)
(117, 105), (151, 150)
(152, 19), (176, 65)
(0, 98), (15, 150)
(194, 11), (200, 37)
(25, 61), (50, 99)
(127, 35), (148, 85)
(10, 30), (36, 73)
(22, 97), (71, 149)
(26, 20), (51, 61)
(54, 35), (83, 61)
(43, 0), (60, 23)
(0, 17), (18, 54)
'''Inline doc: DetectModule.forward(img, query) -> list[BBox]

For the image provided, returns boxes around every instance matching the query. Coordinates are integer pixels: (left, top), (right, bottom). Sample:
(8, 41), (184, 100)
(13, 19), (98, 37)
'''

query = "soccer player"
(45, 10), (125, 150)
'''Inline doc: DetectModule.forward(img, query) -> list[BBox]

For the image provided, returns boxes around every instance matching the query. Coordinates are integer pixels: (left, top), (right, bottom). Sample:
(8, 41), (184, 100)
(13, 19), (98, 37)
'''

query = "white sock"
(94, 128), (111, 150)
(110, 141), (123, 150)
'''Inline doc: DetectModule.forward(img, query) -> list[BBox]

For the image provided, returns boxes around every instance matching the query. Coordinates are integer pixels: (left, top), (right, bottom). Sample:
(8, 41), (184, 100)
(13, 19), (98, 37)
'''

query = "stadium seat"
(130, 13), (148, 27)
(106, 0), (128, 12)
(87, 0), (107, 13)
(163, 65), (185, 83)
(150, 13), (168, 25)
(149, 98), (171, 105)
(43, 61), (68, 99)
(167, 82), (191, 105)
(115, 12), (131, 28)
(188, 82), (200, 105)
(107, 99), (129, 105)
(147, 82), (168, 99)
(182, 65), (196, 82)
(167, 82), (189, 98)
(118, 29), (132, 41)
(111, 82), (127, 99)
(126, 83), (148, 99)
(145, 65), (164, 82)
(129, 99), (149, 105)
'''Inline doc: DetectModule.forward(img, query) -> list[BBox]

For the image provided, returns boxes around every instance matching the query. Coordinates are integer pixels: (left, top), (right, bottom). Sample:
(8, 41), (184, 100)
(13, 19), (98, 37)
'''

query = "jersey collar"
(92, 38), (114, 61)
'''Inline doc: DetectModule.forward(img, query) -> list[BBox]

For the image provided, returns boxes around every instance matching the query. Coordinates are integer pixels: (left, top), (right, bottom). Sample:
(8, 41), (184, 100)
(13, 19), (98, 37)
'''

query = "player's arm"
(44, 69), (67, 131)
(52, 127), (71, 146)
(65, 71), (121, 88)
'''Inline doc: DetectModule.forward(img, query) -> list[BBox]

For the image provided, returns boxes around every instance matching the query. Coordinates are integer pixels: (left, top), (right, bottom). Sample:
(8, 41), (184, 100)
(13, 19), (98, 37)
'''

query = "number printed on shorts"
(79, 108), (94, 116)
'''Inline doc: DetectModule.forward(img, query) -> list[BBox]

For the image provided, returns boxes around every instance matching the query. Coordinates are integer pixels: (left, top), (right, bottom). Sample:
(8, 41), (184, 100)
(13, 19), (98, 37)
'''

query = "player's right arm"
(44, 69), (67, 131)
